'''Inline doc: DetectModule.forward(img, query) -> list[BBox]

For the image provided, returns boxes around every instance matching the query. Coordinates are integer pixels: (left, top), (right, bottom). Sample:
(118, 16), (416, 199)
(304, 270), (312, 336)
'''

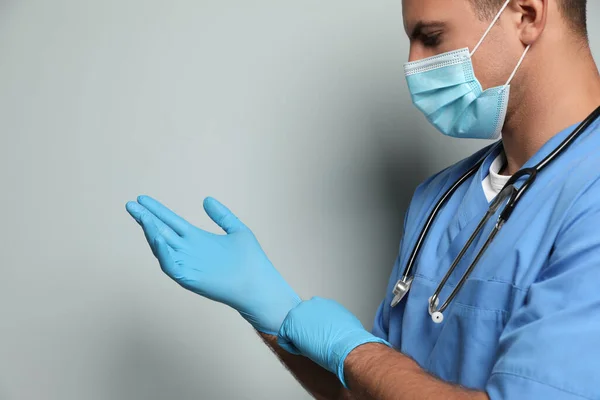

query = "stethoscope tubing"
(397, 105), (600, 319)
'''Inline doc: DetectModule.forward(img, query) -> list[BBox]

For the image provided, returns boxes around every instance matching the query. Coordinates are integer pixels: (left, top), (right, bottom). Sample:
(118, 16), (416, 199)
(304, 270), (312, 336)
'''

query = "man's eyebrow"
(410, 21), (446, 39)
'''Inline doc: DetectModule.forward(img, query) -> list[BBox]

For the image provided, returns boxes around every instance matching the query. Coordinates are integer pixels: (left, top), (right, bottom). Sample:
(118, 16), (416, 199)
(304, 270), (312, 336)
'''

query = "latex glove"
(126, 195), (301, 335)
(277, 297), (392, 388)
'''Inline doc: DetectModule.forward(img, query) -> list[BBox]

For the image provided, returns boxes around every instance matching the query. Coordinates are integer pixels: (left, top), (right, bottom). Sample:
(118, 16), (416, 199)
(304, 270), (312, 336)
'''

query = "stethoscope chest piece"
(391, 276), (413, 308)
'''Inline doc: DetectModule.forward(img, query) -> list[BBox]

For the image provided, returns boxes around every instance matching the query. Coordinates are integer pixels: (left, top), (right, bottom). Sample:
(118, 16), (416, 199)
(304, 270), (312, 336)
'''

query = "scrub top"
(372, 119), (600, 400)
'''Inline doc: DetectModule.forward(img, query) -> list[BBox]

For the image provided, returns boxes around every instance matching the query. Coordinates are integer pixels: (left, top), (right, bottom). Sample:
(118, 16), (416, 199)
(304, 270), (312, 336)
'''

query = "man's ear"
(514, 0), (548, 45)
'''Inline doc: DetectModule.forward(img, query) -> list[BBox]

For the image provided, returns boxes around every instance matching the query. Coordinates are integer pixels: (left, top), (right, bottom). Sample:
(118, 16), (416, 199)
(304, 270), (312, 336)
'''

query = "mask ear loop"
(502, 45), (531, 90)
(470, 0), (512, 57)
(467, 0), (531, 92)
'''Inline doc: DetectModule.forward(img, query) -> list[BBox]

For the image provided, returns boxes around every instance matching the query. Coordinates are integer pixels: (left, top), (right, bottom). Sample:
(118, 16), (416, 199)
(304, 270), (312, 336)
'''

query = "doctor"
(126, 0), (600, 398)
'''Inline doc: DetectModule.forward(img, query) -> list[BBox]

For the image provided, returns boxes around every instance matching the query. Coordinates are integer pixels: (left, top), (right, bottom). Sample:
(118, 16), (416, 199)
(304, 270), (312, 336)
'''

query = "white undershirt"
(482, 152), (512, 202)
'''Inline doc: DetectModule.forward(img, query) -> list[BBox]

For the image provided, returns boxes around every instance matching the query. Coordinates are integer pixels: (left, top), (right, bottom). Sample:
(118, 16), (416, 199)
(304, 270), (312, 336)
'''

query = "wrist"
(244, 291), (302, 336)
(275, 296), (393, 388)
(234, 265), (302, 335)
(331, 331), (392, 388)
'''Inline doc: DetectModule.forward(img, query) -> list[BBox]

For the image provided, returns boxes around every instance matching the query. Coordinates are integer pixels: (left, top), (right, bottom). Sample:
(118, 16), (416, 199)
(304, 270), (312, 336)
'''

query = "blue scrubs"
(373, 119), (600, 399)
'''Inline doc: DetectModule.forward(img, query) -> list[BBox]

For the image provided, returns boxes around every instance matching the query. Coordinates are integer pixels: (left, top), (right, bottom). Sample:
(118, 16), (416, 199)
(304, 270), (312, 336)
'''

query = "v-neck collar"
(455, 119), (597, 229)
(456, 141), (503, 228)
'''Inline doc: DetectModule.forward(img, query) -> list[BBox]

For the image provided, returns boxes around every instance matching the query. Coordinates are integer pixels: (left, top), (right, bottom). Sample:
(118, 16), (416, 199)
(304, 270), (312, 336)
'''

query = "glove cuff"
(331, 331), (392, 389)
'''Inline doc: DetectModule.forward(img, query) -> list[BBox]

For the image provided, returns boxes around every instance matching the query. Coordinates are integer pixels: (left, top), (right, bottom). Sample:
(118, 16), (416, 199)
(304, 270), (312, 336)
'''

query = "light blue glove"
(126, 195), (302, 335)
(277, 297), (392, 388)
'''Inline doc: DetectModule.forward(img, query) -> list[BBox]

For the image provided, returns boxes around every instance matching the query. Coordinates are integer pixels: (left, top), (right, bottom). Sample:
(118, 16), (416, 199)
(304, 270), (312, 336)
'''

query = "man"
(126, 0), (600, 398)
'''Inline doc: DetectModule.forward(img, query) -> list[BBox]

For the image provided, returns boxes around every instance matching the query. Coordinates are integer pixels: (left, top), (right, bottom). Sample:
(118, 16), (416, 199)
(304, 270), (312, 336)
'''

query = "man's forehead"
(402, 0), (473, 32)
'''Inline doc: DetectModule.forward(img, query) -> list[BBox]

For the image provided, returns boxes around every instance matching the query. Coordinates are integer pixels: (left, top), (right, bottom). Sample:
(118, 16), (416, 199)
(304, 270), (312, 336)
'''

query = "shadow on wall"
(373, 122), (431, 226)
(364, 95), (433, 288)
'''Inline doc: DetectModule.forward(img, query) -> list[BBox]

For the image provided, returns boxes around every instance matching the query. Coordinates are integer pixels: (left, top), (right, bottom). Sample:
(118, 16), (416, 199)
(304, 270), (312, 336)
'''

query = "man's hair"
(470, 0), (587, 38)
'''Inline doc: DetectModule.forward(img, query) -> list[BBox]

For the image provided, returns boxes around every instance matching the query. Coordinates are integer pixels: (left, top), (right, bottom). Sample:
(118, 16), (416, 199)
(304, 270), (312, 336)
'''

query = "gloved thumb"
(203, 197), (248, 234)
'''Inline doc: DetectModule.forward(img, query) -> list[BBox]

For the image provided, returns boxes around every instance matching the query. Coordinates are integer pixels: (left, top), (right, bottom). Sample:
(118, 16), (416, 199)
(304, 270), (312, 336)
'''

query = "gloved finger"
(153, 234), (178, 277)
(126, 201), (183, 249)
(136, 195), (193, 237)
(203, 197), (248, 234)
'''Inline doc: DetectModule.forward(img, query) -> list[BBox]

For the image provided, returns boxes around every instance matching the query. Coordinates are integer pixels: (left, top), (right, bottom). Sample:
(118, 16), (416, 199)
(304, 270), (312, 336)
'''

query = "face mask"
(404, 0), (530, 140)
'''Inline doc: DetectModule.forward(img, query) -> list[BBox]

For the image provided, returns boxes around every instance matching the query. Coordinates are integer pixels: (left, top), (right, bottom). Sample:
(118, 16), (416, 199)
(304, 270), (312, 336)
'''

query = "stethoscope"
(391, 105), (600, 324)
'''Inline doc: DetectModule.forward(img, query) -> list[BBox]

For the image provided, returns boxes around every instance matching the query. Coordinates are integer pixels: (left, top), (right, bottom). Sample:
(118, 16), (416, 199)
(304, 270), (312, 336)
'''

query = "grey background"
(1, 1), (599, 399)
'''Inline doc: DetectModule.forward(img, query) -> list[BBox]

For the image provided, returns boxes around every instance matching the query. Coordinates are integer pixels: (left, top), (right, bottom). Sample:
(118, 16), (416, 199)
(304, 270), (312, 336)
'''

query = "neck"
(499, 41), (600, 176)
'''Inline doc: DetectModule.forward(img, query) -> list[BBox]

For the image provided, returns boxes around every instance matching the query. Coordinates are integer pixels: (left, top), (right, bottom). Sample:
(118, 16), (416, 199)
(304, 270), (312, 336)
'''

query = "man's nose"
(408, 45), (429, 63)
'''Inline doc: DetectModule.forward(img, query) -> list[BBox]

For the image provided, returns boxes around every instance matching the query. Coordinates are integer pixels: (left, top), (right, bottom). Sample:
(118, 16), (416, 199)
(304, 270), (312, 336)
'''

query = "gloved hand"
(277, 297), (392, 388)
(126, 195), (301, 335)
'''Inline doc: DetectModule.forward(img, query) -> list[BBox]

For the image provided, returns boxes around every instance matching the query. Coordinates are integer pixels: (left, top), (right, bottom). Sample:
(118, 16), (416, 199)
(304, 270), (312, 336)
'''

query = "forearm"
(260, 333), (354, 400)
(344, 343), (489, 400)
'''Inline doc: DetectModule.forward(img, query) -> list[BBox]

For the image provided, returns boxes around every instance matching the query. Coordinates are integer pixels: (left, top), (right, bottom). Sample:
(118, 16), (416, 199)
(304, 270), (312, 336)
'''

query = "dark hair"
(470, 0), (587, 37)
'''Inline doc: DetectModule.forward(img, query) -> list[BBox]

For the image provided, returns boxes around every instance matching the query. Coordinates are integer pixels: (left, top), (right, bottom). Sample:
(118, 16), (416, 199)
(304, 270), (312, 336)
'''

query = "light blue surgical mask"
(404, 0), (530, 140)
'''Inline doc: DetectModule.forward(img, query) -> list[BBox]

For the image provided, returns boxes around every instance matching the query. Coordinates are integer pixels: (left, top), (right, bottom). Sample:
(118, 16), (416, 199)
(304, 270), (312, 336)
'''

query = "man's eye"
(421, 34), (441, 48)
